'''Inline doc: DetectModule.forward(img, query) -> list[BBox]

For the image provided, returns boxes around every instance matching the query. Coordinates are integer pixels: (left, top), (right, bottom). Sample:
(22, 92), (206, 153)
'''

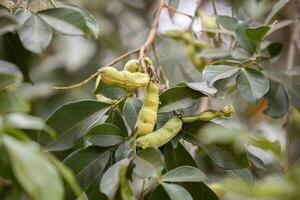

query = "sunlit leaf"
(162, 166), (207, 183)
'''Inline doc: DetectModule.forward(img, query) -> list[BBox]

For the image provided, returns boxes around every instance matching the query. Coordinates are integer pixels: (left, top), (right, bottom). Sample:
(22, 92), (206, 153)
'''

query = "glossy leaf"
(0, 60), (22, 90)
(105, 109), (128, 136)
(85, 123), (124, 147)
(39, 100), (110, 151)
(235, 22), (256, 54)
(181, 182), (219, 200)
(265, 0), (290, 25)
(133, 147), (164, 178)
(100, 159), (130, 199)
(264, 81), (289, 118)
(237, 68), (269, 103)
(164, 142), (197, 171)
(3, 135), (64, 200)
(245, 26), (270, 44)
(162, 166), (207, 183)
(161, 183), (193, 200)
(123, 97), (143, 132)
(159, 86), (204, 113)
(177, 82), (217, 96)
(19, 14), (53, 54)
(63, 146), (110, 190)
(38, 7), (88, 35)
(0, 33), (33, 82)
(0, 90), (30, 114)
(0, 15), (17, 35)
(203, 65), (240, 86)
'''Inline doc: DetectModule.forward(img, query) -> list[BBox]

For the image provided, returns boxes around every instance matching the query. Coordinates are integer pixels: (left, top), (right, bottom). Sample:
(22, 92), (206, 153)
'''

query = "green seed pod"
(199, 10), (218, 38)
(96, 94), (118, 105)
(136, 116), (183, 149)
(98, 66), (150, 90)
(163, 29), (185, 40)
(135, 81), (160, 136)
(182, 104), (234, 123)
(124, 59), (140, 73)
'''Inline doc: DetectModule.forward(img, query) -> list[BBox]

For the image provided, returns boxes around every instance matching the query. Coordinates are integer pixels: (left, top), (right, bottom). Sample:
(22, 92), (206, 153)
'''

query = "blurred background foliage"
(0, 0), (300, 199)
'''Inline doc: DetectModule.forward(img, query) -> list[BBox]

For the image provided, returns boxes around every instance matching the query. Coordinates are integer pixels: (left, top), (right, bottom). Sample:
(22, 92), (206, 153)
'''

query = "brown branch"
(163, 4), (193, 19)
(139, 0), (165, 83)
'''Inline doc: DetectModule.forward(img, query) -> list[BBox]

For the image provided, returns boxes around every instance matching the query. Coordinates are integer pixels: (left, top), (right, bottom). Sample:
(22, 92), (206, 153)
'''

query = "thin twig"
(210, 0), (223, 46)
(163, 4), (193, 19)
(139, 0), (165, 82)
(53, 48), (139, 90)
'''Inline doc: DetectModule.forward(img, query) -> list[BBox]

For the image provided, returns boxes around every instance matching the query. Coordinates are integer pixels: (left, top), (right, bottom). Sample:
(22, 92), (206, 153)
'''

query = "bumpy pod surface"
(136, 116), (183, 149)
(99, 66), (150, 90)
(135, 81), (160, 136)
(182, 104), (234, 123)
(96, 94), (117, 105)
(124, 59), (140, 72)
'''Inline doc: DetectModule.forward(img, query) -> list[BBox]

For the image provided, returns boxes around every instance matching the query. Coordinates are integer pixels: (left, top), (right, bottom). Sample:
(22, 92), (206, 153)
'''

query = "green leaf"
(133, 147), (164, 178)
(181, 182), (219, 200)
(0, 60), (22, 90)
(164, 142), (197, 171)
(19, 14), (53, 54)
(0, 33), (33, 82)
(162, 166), (207, 183)
(94, 80), (127, 98)
(159, 86), (204, 113)
(237, 68), (269, 103)
(123, 97), (142, 132)
(115, 141), (134, 162)
(3, 135), (64, 200)
(119, 165), (136, 200)
(264, 42), (283, 58)
(100, 159), (130, 199)
(287, 83), (300, 113)
(183, 122), (250, 169)
(235, 23), (256, 54)
(265, 0), (290, 25)
(63, 146), (110, 190)
(245, 26), (270, 44)
(198, 48), (232, 59)
(39, 100), (110, 151)
(0, 15), (17, 35)
(161, 183), (193, 200)
(148, 185), (170, 200)
(58, 2), (100, 38)
(105, 109), (128, 137)
(14, 8), (31, 26)
(4, 113), (56, 137)
(177, 82), (217, 96)
(264, 81), (289, 118)
(38, 7), (88, 36)
(203, 65), (240, 86)
(0, 90), (30, 114)
(85, 123), (124, 147)
(218, 15), (239, 31)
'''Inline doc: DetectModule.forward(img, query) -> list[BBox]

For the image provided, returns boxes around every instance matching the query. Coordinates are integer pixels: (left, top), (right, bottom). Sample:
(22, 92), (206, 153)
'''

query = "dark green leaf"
(159, 86), (204, 113)
(181, 182), (219, 200)
(38, 7), (88, 35)
(63, 146), (110, 190)
(148, 185), (170, 200)
(265, 42), (283, 58)
(245, 26), (270, 44)
(115, 141), (134, 162)
(3, 135), (64, 200)
(85, 123), (124, 147)
(123, 97), (142, 132)
(265, 0), (290, 25)
(218, 15), (239, 31)
(203, 65), (240, 86)
(0, 90), (30, 114)
(39, 100), (110, 151)
(94, 80), (127, 99)
(100, 159), (130, 199)
(177, 82), (217, 96)
(162, 166), (207, 183)
(235, 23), (256, 54)
(0, 15), (17, 35)
(105, 109), (128, 136)
(236, 68), (269, 103)
(58, 2), (100, 38)
(0, 33), (33, 82)
(133, 147), (164, 178)
(164, 142), (197, 171)
(0, 60), (22, 90)
(161, 183), (193, 200)
(264, 81), (289, 118)
(19, 14), (53, 54)
(289, 83), (300, 112)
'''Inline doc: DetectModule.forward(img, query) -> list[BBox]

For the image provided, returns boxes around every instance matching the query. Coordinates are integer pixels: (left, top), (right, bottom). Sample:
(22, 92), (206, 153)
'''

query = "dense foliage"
(0, 0), (300, 200)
